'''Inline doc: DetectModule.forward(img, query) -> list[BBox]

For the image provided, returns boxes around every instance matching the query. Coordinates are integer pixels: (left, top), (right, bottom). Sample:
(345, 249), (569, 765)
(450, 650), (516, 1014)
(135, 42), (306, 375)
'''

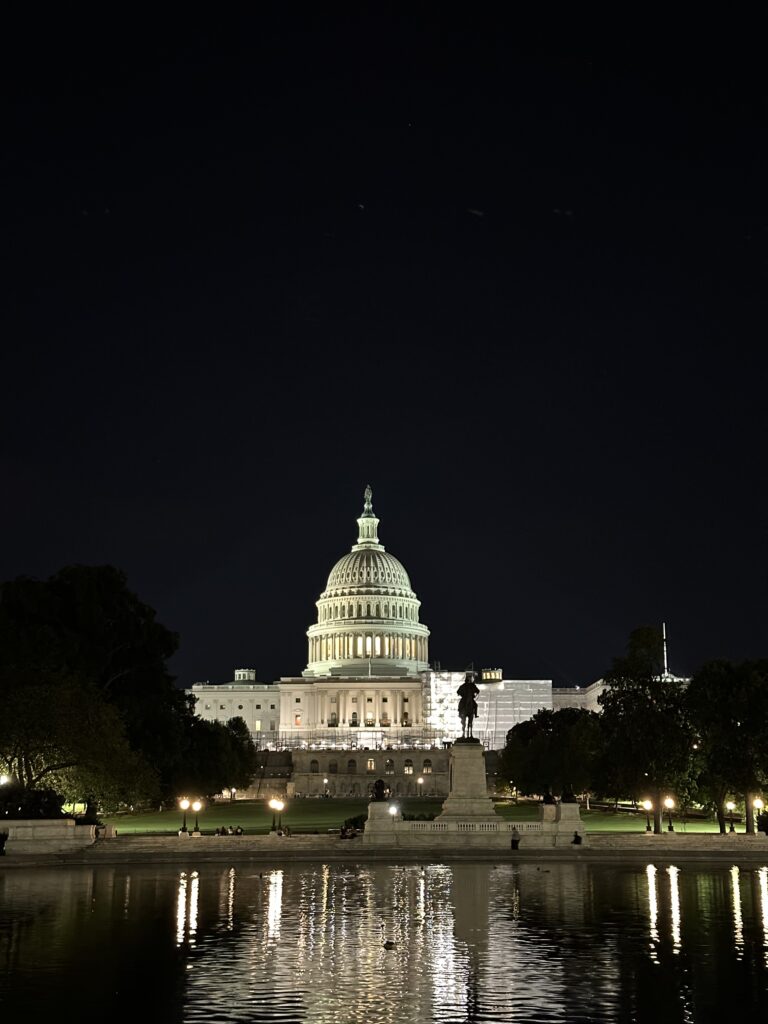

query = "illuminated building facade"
(190, 488), (553, 759)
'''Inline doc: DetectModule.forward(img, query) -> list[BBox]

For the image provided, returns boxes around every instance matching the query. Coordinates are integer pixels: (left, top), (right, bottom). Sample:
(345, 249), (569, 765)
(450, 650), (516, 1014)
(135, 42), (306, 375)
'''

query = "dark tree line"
(501, 627), (768, 834)
(0, 566), (257, 815)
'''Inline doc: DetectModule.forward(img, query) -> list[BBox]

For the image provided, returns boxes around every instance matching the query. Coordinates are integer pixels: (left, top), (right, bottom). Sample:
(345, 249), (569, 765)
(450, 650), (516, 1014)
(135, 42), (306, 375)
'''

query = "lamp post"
(268, 798), (280, 832)
(664, 797), (675, 832)
(642, 799), (653, 833)
(389, 805), (399, 822)
(323, 777), (329, 797)
(0, 774), (9, 786)
(417, 776), (424, 797)
(755, 798), (765, 834)
(191, 800), (202, 834)
(275, 799), (285, 831)
(179, 798), (190, 834)
(726, 800), (736, 833)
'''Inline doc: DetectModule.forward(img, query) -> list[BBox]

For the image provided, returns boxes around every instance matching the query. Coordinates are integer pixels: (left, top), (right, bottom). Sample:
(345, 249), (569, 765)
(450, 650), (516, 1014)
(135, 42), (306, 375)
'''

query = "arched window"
(375, 604), (381, 617)
(384, 604), (389, 617)
(366, 603), (371, 617)
(348, 603), (353, 617)
(423, 758), (433, 774)
(357, 603), (363, 618)
(385, 758), (395, 775)
(310, 759), (319, 774)
(328, 760), (338, 774)
(404, 759), (414, 775)
(341, 605), (345, 617)
(347, 759), (357, 773)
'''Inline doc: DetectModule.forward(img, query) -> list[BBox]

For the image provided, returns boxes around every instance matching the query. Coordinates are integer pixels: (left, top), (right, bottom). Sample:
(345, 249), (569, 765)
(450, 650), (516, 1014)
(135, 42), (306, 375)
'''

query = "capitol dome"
(304, 487), (430, 678)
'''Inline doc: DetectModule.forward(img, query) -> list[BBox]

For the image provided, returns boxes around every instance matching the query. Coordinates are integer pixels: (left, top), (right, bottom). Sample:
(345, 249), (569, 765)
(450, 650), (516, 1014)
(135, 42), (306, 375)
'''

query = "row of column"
(318, 688), (421, 727)
(309, 632), (427, 663)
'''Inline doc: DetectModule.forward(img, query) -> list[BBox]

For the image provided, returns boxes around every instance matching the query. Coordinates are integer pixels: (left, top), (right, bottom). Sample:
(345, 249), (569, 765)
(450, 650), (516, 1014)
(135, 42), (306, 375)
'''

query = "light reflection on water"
(2, 862), (768, 1021)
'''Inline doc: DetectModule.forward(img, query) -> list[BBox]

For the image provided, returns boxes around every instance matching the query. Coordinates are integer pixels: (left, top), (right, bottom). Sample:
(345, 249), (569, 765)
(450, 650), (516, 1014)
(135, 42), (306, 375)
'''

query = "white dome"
(303, 487), (429, 678)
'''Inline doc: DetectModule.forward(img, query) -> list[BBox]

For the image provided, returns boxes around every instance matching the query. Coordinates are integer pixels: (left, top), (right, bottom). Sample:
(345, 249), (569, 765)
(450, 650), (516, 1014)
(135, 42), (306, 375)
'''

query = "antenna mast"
(662, 622), (669, 678)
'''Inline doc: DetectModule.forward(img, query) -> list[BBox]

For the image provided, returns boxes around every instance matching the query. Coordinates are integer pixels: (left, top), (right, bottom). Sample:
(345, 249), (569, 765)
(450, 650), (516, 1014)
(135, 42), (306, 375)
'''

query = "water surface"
(2, 861), (767, 1022)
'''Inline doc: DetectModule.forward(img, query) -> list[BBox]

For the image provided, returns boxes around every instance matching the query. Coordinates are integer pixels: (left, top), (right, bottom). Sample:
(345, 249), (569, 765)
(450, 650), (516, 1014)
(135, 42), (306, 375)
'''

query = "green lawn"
(105, 799), (727, 835)
(104, 798), (443, 835)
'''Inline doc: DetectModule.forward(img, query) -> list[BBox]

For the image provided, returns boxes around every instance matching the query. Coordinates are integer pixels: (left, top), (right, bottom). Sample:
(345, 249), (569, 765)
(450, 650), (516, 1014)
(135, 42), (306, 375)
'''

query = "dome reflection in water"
(2, 862), (768, 1021)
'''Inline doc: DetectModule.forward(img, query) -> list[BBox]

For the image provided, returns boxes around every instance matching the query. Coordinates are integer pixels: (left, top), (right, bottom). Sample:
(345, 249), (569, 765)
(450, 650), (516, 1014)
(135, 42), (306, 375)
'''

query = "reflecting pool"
(2, 861), (768, 1021)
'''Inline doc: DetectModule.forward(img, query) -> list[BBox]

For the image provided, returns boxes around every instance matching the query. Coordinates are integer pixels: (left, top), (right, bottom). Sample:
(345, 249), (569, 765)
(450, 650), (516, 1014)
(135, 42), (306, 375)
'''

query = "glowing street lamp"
(0, 774), (9, 786)
(179, 797), (190, 834)
(755, 798), (765, 834)
(727, 799), (737, 832)
(388, 805), (399, 820)
(642, 799), (653, 833)
(268, 798), (285, 832)
(664, 797), (675, 833)
(192, 800), (202, 834)
(417, 776), (424, 795)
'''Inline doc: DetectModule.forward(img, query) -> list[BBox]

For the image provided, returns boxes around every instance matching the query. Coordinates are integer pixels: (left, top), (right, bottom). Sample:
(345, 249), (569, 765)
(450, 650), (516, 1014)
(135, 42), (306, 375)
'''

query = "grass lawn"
(105, 799), (725, 835)
(104, 798), (443, 835)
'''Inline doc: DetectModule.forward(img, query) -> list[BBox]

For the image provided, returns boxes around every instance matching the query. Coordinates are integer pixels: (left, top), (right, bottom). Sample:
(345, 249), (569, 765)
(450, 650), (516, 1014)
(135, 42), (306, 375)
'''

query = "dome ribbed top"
(325, 549), (412, 592)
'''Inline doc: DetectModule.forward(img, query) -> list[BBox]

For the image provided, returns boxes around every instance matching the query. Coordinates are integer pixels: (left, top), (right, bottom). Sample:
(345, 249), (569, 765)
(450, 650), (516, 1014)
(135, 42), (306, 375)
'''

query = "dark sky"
(2, 15), (767, 688)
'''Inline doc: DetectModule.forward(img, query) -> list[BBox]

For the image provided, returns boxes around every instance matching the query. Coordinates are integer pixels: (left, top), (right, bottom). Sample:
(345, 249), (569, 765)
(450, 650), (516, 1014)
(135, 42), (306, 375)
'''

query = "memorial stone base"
(436, 740), (497, 822)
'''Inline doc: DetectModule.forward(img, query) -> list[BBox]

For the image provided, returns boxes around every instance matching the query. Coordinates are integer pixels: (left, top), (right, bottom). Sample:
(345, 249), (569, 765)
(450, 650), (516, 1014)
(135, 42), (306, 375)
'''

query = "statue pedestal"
(437, 740), (497, 821)
(362, 801), (399, 844)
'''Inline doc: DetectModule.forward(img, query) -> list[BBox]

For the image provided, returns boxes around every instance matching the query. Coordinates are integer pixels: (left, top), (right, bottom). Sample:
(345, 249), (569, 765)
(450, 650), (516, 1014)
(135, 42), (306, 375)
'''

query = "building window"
(220, 704), (226, 710)
(329, 761), (338, 774)
(294, 713), (302, 727)
(256, 704), (262, 709)
(403, 697), (409, 703)
(366, 758), (376, 773)
(423, 759), (433, 774)
(295, 697), (301, 704)
(238, 704), (244, 709)
(367, 697), (373, 703)
(204, 704), (211, 710)
(269, 721), (275, 731)
(404, 759), (414, 775)
(385, 758), (395, 775)
(347, 759), (357, 772)
(382, 697), (388, 703)
(310, 760), (319, 773)
(270, 705), (275, 710)
(351, 697), (357, 703)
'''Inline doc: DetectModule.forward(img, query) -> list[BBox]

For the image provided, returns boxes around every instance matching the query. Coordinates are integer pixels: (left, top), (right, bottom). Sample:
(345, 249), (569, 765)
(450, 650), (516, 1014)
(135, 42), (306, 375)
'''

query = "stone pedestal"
(4, 818), (96, 855)
(362, 800), (399, 844)
(554, 801), (584, 845)
(437, 740), (497, 821)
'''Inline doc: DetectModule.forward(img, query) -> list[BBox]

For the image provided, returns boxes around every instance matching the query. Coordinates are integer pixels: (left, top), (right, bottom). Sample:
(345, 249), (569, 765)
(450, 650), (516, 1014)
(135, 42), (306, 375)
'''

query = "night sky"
(3, 16), (767, 688)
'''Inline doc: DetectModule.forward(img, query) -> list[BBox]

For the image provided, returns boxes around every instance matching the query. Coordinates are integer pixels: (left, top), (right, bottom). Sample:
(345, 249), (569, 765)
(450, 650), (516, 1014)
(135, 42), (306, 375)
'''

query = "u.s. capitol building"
(190, 488), (555, 768)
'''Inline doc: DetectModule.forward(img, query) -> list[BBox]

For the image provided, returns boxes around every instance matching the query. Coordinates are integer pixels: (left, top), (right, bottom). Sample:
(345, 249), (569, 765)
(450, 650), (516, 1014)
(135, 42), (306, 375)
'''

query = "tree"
(0, 673), (155, 806)
(686, 660), (768, 833)
(0, 566), (189, 807)
(171, 717), (258, 799)
(500, 708), (603, 801)
(597, 626), (695, 833)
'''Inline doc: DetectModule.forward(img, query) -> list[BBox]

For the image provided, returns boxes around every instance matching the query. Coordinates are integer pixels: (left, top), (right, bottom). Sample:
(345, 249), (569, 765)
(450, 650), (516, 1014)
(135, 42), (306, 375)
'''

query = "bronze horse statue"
(457, 673), (479, 739)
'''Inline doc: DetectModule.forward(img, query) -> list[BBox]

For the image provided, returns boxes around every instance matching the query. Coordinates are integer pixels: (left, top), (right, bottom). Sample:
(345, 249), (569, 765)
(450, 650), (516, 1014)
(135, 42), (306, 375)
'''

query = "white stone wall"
(190, 680), (280, 736)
